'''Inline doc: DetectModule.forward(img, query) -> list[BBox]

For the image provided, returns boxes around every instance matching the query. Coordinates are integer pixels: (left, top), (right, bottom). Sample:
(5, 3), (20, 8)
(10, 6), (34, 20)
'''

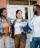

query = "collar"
(0, 17), (9, 21)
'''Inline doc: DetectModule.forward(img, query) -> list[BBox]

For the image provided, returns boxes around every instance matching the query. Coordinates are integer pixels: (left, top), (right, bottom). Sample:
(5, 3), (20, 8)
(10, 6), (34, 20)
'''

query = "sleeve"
(9, 19), (11, 25)
(29, 17), (34, 29)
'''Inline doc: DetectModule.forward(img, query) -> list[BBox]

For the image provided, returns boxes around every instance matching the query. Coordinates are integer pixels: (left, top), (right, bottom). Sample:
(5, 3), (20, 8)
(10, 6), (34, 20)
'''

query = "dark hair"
(34, 5), (40, 15)
(16, 10), (22, 14)
(34, 5), (40, 8)
(16, 10), (22, 18)
(0, 9), (1, 17)
(0, 8), (6, 17)
(34, 11), (37, 15)
(36, 5), (40, 8)
(34, 5), (38, 15)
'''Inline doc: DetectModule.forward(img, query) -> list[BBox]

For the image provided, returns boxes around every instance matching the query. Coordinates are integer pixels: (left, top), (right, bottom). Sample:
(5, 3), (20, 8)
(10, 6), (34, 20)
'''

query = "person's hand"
(20, 25), (23, 28)
(28, 30), (31, 33)
(0, 32), (6, 34)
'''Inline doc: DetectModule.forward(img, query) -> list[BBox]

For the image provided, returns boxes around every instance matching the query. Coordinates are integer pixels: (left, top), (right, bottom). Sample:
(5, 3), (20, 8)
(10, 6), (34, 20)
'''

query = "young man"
(30, 5), (40, 48)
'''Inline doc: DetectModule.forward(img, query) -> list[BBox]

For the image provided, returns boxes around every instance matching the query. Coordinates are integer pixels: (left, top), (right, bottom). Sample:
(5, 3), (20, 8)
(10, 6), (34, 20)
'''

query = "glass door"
(7, 5), (33, 23)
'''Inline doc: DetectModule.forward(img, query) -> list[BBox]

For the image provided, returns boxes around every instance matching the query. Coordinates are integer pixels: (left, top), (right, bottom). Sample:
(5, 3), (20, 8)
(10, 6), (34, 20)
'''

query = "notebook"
(22, 25), (32, 32)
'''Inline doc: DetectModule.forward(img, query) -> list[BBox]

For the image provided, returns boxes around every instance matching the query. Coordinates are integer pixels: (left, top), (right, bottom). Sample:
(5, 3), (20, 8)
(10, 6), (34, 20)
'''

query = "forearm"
(9, 25), (12, 33)
(0, 32), (2, 34)
(22, 22), (27, 27)
(8, 29), (12, 35)
(0, 32), (5, 34)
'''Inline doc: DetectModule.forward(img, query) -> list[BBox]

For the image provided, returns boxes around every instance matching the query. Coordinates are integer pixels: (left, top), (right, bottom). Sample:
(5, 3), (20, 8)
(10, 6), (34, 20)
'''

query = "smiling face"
(16, 11), (22, 19)
(33, 5), (40, 15)
(1, 9), (7, 17)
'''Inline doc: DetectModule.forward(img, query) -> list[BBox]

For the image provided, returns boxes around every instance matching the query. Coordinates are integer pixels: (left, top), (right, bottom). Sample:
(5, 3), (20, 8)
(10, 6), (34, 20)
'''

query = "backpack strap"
(21, 18), (26, 22)
(13, 20), (16, 25)
(11, 20), (16, 38)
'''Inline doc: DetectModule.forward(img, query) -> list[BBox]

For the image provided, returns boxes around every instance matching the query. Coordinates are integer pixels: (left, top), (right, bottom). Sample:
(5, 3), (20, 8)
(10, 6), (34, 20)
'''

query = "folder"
(22, 25), (32, 32)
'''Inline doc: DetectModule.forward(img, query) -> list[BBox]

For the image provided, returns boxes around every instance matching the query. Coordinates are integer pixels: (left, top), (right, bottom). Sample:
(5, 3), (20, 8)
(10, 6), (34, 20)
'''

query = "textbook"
(22, 25), (32, 32)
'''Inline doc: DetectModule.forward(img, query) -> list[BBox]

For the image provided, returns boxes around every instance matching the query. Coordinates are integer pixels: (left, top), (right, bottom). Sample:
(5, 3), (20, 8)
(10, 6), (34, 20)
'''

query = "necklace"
(3, 20), (7, 23)
(2, 19), (7, 23)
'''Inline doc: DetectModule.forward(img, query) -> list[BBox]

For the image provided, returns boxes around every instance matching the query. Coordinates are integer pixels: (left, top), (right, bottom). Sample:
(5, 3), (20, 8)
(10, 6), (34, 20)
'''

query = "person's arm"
(9, 26), (12, 35)
(8, 18), (12, 35)
(8, 20), (15, 35)
(20, 20), (27, 28)
(27, 17), (35, 33)
(29, 16), (35, 29)
(0, 32), (6, 34)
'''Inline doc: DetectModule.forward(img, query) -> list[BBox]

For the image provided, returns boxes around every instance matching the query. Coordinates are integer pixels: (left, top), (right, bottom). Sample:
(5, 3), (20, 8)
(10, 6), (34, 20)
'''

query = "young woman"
(0, 8), (11, 48)
(30, 5), (40, 48)
(11, 10), (27, 48)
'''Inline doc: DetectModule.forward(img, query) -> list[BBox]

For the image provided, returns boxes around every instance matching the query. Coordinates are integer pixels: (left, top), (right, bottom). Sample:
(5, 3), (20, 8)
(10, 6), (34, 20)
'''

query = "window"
(25, 8), (28, 19)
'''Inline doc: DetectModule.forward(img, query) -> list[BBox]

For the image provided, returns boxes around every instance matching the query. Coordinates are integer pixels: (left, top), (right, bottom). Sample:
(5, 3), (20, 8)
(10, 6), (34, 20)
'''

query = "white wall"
(7, 5), (34, 23)
(7, 5), (25, 19)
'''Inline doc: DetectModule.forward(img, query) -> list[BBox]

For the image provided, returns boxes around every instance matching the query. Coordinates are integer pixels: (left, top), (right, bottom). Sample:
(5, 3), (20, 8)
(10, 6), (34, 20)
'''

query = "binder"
(22, 25), (32, 32)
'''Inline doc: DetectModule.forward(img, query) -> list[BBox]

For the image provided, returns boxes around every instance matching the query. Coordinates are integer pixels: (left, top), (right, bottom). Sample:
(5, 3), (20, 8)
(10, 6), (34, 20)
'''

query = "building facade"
(0, 0), (38, 8)
(0, 0), (40, 23)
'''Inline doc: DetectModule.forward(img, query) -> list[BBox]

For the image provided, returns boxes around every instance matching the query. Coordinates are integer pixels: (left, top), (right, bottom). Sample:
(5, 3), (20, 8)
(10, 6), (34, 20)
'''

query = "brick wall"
(0, 0), (7, 8)
(37, 0), (40, 5)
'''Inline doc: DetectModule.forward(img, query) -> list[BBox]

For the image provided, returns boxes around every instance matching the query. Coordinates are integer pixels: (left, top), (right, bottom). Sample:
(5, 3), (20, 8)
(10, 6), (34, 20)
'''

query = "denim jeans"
(30, 37), (40, 48)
